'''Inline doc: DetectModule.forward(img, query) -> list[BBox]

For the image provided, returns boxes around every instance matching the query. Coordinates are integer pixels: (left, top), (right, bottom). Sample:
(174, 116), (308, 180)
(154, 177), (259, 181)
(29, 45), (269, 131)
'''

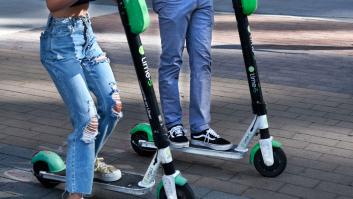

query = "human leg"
(186, 0), (232, 150)
(186, 0), (214, 133)
(81, 20), (122, 181)
(156, 0), (194, 129)
(156, 0), (196, 146)
(41, 56), (97, 194)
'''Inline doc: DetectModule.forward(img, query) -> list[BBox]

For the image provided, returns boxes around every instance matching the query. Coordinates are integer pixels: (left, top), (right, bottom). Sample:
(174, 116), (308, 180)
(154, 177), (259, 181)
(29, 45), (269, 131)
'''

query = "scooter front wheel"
(253, 147), (287, 177)
(158, 183), (195, 199)
(33, 161), (60, 188)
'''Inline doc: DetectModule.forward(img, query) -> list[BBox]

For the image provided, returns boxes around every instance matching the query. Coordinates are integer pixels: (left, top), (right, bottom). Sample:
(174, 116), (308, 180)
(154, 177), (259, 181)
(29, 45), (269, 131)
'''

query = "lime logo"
(248, 66), (255, 73)
(139, 46), (145, 55)
(147, 80), (153, 87)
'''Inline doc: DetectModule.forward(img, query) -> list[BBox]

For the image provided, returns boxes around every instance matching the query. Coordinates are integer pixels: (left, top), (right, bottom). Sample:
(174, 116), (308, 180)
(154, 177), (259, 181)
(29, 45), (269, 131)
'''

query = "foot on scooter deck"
(175, 144), (246, 160)
(138, 139), (245, 159)
(95, 171), (145, 188)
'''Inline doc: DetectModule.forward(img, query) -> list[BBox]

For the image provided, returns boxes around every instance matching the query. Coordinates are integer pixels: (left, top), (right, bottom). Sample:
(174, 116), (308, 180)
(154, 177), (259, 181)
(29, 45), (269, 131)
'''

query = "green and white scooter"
(130, 0), (287, 178)
(32, 0), (194, 198)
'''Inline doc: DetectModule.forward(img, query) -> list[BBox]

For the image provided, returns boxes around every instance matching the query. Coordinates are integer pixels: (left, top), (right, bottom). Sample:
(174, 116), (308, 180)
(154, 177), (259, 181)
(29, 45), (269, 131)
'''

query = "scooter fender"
(32, 151), (66, 173)
(249, 140), (282, 165)
(156, 173), (188, 199)
(130, 123), (154, 142)
(124, 0), (150, 34)
(241, 0), (258, 16)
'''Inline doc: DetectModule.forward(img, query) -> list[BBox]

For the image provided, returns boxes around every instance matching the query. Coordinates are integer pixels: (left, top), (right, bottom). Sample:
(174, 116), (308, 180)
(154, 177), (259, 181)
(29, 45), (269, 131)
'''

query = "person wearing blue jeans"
(152, 0), (233, 151)
(41, 1), (121, 198)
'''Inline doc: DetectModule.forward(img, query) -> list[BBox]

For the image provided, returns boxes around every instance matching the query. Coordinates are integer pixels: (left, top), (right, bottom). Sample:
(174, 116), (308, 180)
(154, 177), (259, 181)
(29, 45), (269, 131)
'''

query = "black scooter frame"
(116, 0), (176, 175)
(233, 0), (270, 140)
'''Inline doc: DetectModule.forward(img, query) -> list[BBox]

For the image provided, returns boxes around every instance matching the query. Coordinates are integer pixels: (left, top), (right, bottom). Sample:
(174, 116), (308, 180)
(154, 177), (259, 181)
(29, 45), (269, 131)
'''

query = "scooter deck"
(39, 171), (152, 196)
(139, 140), (247, 160)
(175, 144), (246, 159)
(189, 143), (238, 151)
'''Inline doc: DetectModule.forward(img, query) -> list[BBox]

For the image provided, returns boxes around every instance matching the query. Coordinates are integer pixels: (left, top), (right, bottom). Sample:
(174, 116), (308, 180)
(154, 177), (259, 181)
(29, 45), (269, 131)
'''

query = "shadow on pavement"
(212, 44), (353, 51)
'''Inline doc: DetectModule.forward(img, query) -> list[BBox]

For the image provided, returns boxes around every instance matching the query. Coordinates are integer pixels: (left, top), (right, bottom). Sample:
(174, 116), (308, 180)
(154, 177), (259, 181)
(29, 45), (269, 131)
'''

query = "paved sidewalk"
(1, 6), (353, 199)
(212, 0), (353, 20)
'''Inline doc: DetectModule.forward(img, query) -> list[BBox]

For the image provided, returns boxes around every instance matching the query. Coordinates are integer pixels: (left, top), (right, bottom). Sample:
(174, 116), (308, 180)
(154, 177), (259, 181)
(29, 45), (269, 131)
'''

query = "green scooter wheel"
(130, 131), (156, 157)
(253, 147), (287, 177)
(33, 161), (60, 188)
(158, 183), (195, 199)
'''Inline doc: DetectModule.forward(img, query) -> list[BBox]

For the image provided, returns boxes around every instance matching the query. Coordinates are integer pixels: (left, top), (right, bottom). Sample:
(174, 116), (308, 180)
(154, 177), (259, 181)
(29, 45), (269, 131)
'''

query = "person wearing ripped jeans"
(41, 1), (122, 198)
(152, 0), (233, 151)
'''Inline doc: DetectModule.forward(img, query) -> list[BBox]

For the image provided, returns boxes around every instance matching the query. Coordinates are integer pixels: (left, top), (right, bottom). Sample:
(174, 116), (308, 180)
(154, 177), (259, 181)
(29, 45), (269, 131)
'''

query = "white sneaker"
(259, 136), (274, 166)
(94, 157), (121, 182)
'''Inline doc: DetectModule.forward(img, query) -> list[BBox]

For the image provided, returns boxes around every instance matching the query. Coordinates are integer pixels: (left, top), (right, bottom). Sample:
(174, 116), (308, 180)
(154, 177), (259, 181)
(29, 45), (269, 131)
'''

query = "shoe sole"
(94, 170), (122, 182)
(190, 140), (233, 151)
(170, 141), (190, 148)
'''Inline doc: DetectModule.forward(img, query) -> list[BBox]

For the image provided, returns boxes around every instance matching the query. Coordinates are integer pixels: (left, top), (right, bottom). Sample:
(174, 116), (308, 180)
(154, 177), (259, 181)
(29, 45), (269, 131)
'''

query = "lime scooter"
(130, 0), (287, 177)
(31, 0), (195, 198)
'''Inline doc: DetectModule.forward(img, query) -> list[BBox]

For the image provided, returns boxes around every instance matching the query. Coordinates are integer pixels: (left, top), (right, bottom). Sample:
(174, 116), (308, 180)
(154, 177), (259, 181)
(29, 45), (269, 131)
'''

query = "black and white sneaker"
(191, 128), (233, 151)
(168, 125), (189, 148)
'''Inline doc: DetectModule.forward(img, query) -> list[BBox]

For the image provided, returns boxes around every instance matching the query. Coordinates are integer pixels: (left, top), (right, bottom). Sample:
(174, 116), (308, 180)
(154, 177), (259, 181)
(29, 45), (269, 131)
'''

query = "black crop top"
(71, 0), (95, 7)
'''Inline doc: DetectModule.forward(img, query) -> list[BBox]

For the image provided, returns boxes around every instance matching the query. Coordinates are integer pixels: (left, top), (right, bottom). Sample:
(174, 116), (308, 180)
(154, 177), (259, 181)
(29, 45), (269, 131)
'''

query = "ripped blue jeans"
(40, 15), (122, 195)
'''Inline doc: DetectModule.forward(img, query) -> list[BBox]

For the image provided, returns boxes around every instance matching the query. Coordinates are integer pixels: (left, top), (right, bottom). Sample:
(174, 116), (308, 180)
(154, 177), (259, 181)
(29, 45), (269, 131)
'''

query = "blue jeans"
(153, 0), (214, 133)
(40, 15), (122, 194)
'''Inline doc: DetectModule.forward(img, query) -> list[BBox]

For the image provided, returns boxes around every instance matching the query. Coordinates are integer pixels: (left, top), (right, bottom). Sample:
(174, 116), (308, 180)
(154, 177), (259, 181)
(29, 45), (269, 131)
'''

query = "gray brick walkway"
(0, 11), (353, 199)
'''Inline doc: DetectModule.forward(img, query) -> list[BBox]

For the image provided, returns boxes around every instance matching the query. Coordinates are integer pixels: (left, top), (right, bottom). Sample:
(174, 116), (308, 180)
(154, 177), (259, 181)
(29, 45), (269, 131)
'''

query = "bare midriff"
(51, 3), (89, 18)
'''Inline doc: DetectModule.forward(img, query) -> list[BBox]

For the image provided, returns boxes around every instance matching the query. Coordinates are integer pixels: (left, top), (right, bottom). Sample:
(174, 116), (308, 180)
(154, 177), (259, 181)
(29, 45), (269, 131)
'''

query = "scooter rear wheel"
(159, 183), (195, 199)
(33, 161), (60, 188)
(253, 147), (287, 177)
(131, 131), (156, 157)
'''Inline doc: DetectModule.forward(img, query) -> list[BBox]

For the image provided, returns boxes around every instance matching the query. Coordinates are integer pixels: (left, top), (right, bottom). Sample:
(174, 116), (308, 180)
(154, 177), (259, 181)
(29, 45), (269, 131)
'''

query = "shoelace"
(169, 126), (185, 138)
(204, 128), (220, 142)
(95, 158), (114, 172)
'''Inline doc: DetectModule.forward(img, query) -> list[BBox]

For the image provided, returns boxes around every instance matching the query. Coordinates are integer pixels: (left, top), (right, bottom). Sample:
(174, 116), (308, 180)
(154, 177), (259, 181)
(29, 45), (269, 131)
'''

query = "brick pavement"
(0, 11), (353, 199)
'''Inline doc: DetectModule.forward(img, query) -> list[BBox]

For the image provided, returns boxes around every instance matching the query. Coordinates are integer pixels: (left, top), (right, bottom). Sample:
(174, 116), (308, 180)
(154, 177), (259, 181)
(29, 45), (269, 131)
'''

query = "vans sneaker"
(191, 128), (233, 151)
(167, 125), (189, 148)
(94, 157), (121, 182)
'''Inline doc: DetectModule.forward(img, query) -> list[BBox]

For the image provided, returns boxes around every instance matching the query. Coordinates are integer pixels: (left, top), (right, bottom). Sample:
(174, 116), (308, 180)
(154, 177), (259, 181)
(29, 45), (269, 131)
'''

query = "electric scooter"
(130, 0), (287, 178)
(32, 0), (195, 198)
